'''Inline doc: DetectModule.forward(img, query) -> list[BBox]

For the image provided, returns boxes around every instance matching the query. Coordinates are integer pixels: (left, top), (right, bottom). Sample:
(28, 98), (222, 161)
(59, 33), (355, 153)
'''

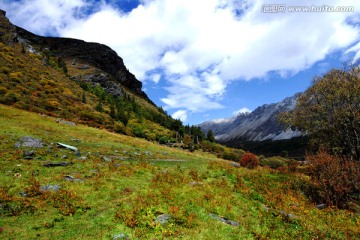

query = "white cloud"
(346, 42), (360, 61)
(172, 109), (187, 122)
(1, 0), (359, 114)
(0, 0), (87, 35)
(233, 107), (251, 115)
(150, 73), (161, 84)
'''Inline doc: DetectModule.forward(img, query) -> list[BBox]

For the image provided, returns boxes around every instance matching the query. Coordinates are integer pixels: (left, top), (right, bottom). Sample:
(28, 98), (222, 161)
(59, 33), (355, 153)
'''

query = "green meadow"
(0, 104), (358, 239)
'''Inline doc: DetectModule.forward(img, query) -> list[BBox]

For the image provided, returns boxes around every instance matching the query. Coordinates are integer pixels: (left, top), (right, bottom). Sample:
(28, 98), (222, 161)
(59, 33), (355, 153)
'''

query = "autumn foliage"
(281, 64), (360, 160)
(239, 152), (259, 169)
(307, 150), (360, 208)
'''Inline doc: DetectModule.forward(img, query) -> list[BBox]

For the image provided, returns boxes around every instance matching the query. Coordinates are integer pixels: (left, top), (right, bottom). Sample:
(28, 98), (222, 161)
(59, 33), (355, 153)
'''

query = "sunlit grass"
(0, 104), (359, 239)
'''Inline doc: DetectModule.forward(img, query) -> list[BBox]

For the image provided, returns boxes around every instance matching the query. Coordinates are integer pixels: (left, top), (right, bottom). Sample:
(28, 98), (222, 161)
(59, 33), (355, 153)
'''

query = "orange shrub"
(239, 152), (259, 169)
(307, 150), (360, 208)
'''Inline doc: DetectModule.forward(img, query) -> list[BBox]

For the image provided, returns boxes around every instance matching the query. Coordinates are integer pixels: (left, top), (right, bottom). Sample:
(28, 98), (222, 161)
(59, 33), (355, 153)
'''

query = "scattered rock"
(144, 151), (152, 156)
(15, 136), (44, 148)
(154, 214), (172, 225)
(231, 162), (241, 168)
(103, 156), (112, 162)
(43, 162), (72, 167)
(113, 233), (129, 240)
(23, 150), (35, 159)
(78, 65), (90, 70)
(209, 213), (240, 227)
(61, 155), (67, 159)
(40, 185), (61, 192)
(57, 142), (78, 152)
(64, 175), (84, 182)
(75, 150), (81, 157)
(189, 182), (203, 187)
(279, 210), (298, 220)
(19, 192), (27, 197)
(316, 204), (326, 210)
(78, 156), (88, 160)
(56, 118), (76, 127)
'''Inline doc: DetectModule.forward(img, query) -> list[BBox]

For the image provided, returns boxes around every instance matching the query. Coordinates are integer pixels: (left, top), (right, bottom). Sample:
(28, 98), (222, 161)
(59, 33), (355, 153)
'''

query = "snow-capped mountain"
(199, 93), (302, 143)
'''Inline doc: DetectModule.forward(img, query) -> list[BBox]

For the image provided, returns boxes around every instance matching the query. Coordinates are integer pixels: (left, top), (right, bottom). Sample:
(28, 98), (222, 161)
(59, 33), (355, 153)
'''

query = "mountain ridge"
(0, 9), (151, 103)
(199, 93), (302, 143)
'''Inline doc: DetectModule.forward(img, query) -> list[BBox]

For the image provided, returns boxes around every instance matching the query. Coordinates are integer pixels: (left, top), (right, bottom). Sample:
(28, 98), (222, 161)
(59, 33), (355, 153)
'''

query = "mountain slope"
(199, 94), (302, 143)
(0, 9), (183, 141)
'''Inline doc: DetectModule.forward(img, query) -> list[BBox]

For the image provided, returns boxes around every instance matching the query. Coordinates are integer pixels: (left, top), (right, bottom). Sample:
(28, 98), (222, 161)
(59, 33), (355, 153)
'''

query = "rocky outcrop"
(15, 26), (149, 100)
(0, 9), (152, 102)
(0, 10), (17, 44)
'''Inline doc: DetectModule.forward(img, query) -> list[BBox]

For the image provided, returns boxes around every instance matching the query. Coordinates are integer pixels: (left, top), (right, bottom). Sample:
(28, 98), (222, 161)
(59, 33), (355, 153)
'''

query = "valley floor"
(0, 104), (358, 239)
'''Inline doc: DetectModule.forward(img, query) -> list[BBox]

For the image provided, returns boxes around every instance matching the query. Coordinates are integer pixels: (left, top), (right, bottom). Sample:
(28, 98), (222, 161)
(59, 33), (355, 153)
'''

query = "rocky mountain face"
(0, 10), (151, 102)
(199, 94), (302, 143)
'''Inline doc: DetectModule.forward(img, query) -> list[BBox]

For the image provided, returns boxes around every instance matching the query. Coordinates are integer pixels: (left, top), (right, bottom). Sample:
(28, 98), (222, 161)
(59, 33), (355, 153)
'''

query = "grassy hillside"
(0, 104), (358, 239)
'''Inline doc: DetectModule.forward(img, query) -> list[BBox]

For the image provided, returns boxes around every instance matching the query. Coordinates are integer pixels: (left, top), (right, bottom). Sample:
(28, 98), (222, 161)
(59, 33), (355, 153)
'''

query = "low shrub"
(307, 150), (360, 208)
(260, 156), (287, 169)
(239, 152), (259, 169)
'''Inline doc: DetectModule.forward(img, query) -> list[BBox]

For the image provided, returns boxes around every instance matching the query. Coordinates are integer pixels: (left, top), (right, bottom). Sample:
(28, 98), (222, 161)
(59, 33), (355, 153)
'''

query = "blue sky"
(0, 0), (359, 125)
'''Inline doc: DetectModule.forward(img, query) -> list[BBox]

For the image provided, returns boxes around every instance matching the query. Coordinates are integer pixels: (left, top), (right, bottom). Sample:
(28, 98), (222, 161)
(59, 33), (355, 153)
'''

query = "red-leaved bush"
(239, 152), (259, 169)
(307, 150), (360, 208)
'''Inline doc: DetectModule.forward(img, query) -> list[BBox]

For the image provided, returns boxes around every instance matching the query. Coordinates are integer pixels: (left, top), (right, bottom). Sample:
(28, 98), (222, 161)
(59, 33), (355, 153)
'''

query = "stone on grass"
(279, 210), (298, 220)
(316, 204), (326, 210)
(189, 182), (203, 187)
(103, 156), (112, 162)
(23, 150), (35, 159)
(43, 162), (72, 167)
(231, 162), (241, 168)
(154, 214), (172, 225)
(15, 136), (44, 148)
(113, 233), (129, 240)
(40, 185), (61, 192)
(56, 118), (76, 126)
(209, 213), (240, 227)
(19, 192), (27, 197)
(64, 175), (84, 182)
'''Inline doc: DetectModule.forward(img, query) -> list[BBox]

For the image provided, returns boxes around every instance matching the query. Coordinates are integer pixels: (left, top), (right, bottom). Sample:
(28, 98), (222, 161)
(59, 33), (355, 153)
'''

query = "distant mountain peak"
(199, 93), (302, 143)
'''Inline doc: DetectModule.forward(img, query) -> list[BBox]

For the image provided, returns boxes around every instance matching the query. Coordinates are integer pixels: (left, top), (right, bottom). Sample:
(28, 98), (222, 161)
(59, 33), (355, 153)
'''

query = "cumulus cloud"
(0, 0), (88, 35)
(172, 109), (187, 122)
(1, 0), (359, 114)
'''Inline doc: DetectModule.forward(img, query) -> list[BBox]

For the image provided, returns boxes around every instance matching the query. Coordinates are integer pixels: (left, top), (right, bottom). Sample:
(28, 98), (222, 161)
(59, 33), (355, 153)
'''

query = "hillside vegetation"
(0, 11), (246, 160)
(0, 104), (359, 239)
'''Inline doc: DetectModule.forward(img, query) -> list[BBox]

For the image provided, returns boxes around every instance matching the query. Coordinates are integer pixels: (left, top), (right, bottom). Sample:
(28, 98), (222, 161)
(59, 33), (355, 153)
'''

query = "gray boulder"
(154, 214), (172, 225)
(15, 136), (44, 148)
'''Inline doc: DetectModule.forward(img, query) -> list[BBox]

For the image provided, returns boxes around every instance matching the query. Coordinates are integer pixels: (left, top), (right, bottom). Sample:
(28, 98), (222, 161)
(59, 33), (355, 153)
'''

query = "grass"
(0, 104), (359, 239)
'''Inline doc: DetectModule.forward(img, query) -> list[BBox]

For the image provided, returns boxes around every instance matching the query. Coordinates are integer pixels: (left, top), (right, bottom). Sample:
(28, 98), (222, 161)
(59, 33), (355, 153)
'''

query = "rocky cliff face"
(0, 10), (151, 102)
(199, 94), (302, 143)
